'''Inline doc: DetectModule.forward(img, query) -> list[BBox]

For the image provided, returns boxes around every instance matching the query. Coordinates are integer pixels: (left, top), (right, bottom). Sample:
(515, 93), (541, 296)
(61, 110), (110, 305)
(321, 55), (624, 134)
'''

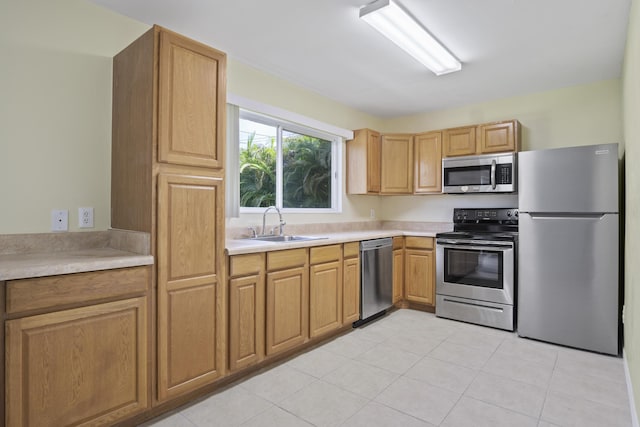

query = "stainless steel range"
(435, 208), (518, 331)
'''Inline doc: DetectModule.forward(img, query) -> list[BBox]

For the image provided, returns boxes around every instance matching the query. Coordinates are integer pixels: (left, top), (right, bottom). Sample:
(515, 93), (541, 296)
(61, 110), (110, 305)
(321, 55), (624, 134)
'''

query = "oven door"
(436, 239), (514, 305)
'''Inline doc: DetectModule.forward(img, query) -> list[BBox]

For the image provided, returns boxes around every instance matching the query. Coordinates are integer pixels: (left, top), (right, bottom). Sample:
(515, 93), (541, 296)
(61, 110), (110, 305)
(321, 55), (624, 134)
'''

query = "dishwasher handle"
(360, 237), (393, 251)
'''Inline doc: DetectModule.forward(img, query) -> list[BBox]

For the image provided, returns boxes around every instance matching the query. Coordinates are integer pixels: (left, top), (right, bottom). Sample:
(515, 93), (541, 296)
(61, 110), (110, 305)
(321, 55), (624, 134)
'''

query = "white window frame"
(238, 109), (342, 214)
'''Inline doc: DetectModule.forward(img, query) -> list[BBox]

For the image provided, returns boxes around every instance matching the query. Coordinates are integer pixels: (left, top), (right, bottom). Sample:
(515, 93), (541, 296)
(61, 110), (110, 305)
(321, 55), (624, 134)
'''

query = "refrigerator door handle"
(527, 213), (607, 220)
(491, 159), (497, 189)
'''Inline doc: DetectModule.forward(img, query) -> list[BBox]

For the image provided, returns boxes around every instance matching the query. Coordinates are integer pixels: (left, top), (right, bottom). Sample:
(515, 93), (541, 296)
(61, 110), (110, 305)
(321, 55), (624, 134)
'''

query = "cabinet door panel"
(393, 249), (404, 304)
(266, 267), (308, 356)
(160, 283), (220, 397)
(158, 174), (221, 282)
(229, 274), (265, 371)
(414, 132), (442, 193)
(405, 249), (435, 305)
(6, 298), (148, 427)
(157, 173), (224, 400)
(310, 261), (342, 337)
(381, 134), (413, 194)
(158, 29), (226, 169)
(367, 130), (381, 193)
(443, 127), (476, 157)
(343, 256), (360, 324)
(478, 121), (516, 153)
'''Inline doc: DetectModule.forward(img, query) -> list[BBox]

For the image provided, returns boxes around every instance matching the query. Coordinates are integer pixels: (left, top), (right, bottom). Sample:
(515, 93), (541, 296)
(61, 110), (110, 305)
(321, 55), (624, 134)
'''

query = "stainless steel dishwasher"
(356, 237), (393, 326)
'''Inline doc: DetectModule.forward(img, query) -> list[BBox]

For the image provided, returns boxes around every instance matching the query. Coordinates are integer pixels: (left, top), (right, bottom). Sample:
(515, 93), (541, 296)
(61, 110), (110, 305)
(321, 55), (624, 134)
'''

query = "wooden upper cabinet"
(347, 129), (381, 194)
(443, 126), (476, 157)
(414, 131), (442, 193)
(443, 120), (520, 157)
(478, 120), (520, 154)
(381, 134), (414, 194)
(158, 27), (226, 169)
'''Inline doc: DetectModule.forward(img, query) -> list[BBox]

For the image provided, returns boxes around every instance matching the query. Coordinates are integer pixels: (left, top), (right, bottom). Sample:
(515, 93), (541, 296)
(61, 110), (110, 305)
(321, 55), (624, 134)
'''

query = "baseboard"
(624, 349), (640, 427)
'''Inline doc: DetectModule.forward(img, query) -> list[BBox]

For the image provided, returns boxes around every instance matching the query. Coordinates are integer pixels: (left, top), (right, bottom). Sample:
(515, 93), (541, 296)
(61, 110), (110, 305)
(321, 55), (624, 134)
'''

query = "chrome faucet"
(262, 206), (286, 236)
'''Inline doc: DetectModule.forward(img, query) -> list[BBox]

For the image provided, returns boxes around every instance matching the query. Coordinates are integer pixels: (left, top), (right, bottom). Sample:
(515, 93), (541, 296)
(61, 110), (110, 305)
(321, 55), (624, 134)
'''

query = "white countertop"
(0, 248), (154, 281)
(225, 230), (440, 255)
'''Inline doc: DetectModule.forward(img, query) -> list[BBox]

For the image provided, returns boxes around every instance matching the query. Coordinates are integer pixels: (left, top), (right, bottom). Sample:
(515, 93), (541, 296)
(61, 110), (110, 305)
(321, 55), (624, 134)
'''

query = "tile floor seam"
(462, 377), (545, 422)
(460, 395), (539, 425)
(436, 359), (483, 426)
(537, 345), (572, 425)
(262, 403), (317, 427)
(236, 401), (279, 427)
(545, 386), (632, 412)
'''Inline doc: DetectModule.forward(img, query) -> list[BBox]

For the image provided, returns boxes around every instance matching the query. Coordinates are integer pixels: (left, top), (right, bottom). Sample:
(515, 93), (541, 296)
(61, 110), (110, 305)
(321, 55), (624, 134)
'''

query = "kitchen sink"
(247, 235), (327, 243)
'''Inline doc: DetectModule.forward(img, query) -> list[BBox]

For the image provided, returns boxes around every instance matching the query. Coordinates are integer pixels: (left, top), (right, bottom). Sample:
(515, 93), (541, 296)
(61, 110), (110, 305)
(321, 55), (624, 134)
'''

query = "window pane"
(239, 119), (276, 207)
(282, 130), (332, 208)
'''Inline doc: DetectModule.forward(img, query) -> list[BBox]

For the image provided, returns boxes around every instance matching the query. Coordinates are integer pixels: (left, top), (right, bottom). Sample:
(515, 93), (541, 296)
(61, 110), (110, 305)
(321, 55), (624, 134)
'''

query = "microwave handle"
(491, 159), (497, 189)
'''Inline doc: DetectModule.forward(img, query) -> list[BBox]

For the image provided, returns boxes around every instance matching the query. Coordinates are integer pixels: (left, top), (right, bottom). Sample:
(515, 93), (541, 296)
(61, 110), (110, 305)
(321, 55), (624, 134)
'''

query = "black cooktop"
(436, 208), (519, 242)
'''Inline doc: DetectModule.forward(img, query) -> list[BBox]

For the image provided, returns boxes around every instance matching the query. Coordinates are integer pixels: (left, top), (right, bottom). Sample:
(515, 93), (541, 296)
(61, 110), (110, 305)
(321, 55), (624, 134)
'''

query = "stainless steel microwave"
(442, 152), (516, 194)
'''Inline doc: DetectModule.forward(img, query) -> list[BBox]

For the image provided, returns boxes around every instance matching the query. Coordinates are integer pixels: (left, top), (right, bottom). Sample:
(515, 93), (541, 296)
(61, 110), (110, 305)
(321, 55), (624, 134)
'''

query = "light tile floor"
(144, 310), (633, 427)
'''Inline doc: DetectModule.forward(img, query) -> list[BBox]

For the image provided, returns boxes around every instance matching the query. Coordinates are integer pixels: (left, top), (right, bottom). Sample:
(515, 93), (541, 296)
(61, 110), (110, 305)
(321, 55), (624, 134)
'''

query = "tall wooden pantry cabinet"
(111, 25), (227, 403)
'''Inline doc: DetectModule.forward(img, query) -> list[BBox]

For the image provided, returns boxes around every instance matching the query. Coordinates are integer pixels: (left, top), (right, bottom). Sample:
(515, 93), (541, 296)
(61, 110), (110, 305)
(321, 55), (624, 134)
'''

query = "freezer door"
(518, 213), (620, 355)
(518, 143), (618, 213)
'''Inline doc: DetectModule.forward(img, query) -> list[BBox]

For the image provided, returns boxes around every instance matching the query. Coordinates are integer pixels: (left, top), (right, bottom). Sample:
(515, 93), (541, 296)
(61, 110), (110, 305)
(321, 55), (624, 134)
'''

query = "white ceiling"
(91, 0), (631, 118)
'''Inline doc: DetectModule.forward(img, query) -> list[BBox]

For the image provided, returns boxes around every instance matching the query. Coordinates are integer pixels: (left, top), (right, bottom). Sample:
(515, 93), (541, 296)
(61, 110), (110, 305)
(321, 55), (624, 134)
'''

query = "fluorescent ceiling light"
(359, 0), (461, 76)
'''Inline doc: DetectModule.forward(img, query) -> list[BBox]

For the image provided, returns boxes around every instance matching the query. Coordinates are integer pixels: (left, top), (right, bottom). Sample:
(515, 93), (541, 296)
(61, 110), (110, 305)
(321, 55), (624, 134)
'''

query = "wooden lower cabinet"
(393, 251), (404, 304)
(228, 253), (265, 371)
(404, 237), (435, 306)
(342, 253), (360, 324)
(6, 297), (149, 427)
(266, 266), (309, 355)
(266, 249), (309, 356)
(309, 260), (343, 338)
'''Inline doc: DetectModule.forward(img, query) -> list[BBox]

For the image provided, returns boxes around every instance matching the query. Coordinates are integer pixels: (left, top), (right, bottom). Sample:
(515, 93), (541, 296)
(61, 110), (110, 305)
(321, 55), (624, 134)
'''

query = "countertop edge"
(225, 230), (440, 256)
(0, 250), (154, 281)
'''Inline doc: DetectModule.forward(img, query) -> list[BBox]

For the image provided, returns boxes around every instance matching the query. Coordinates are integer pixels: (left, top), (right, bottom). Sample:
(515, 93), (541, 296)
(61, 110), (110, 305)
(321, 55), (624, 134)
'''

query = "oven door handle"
(437, 242), (513, 251)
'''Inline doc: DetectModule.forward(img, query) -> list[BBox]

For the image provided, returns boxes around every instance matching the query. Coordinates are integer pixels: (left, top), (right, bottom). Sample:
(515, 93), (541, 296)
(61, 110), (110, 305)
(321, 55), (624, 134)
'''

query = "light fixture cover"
(360, 0), (461, 75)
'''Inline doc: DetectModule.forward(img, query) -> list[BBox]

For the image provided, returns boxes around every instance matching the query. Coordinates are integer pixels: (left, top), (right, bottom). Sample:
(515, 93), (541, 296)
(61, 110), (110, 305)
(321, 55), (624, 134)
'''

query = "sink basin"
(248, 235), (327, 243)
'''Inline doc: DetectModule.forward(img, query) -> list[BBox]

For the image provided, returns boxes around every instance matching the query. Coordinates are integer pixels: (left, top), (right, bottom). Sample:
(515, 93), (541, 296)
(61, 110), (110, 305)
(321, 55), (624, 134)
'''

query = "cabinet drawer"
(405, 236), (434, 250)
(343, 242), (359, 258)
(392, 237), (404, 250)
(267, 248), (308, 271)
(229, 253), (265, 277)
(6, 266), (149, 315)
(310, 245), (341, 264)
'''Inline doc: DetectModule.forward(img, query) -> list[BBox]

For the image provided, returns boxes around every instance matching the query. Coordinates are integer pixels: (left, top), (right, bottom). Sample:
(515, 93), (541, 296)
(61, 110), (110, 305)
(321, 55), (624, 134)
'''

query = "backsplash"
(0, 229), (150, 255)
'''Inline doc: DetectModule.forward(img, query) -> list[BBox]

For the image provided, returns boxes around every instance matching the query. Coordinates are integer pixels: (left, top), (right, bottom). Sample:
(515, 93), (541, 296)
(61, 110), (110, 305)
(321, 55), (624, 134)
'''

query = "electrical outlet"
(370, 208), (375, 218)
(78, 207), (94, 228)
(51, 209), (68, 231)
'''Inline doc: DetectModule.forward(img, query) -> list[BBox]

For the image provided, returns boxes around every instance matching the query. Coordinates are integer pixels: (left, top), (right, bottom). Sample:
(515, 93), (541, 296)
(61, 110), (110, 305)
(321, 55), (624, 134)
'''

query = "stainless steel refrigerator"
(518, 143), (620, 355)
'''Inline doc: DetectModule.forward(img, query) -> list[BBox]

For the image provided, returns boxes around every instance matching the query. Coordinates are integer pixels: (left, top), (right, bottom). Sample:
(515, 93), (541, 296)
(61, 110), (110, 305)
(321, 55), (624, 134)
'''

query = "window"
(238, 110), (340, 212)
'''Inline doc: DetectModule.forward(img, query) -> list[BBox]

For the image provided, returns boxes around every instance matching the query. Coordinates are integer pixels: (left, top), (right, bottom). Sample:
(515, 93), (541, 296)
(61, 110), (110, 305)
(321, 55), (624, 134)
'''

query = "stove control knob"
(514, 210), (519, 217)
(507, 211), (512, 217)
